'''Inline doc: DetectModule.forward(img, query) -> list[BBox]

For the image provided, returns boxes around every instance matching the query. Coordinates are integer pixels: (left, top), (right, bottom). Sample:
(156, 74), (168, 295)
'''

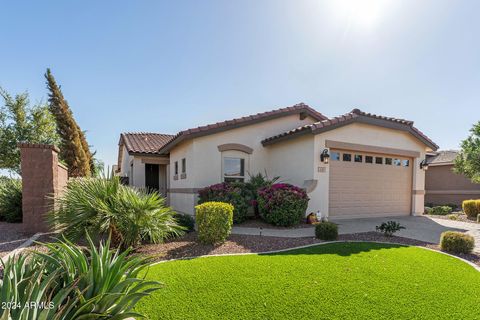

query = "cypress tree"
(45, 69), (91, 177)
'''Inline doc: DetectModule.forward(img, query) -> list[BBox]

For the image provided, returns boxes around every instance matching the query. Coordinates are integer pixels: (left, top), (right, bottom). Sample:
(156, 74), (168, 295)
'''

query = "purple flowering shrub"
(257, 183), (309, 226)
(198, 182), (249, 223)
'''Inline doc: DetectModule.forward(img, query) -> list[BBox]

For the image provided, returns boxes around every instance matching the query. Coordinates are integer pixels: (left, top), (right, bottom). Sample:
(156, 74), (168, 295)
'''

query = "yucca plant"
(0, 233), (161, 319)
(49, 176), (184, 248)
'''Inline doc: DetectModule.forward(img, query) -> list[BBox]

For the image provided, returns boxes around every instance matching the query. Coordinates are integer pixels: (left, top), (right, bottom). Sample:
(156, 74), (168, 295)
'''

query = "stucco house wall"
(167, 114), (318, 214)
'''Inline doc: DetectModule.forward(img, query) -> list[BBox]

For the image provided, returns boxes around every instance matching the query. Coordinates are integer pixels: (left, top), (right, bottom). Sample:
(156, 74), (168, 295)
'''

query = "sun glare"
(329, 0), (392, 29)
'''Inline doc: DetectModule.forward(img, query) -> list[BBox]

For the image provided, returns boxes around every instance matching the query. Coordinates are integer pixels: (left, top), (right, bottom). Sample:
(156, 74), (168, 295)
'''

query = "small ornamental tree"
(0, 88), (59, 174)
(257, 183), (309, 226)
(454, 121), (480, 184)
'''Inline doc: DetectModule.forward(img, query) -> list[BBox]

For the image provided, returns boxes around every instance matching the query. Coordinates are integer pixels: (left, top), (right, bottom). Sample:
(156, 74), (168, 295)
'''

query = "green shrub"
(0, 234), (160, 319)
(424, 207), (432, 215)
(174, 213), (195, 232)
(198, 182), (249, 223)
(430, 206), (453, 215)
(315, 222), (338, 240)
(447, 214), (459, 220)
(257, 183), (309, 226)
(440, 231), (475, 254)
(49, 176), (184, 248)
(195, 201), (233, 245)
(462, 199), (480, 218)
(0, 178), (22, 222)
(445, 203), (459, 211)
(375, 221), (405, 237)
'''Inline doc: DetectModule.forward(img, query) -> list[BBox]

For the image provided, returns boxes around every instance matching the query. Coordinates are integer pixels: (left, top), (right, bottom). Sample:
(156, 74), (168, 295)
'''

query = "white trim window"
(223, 157), (245, 182)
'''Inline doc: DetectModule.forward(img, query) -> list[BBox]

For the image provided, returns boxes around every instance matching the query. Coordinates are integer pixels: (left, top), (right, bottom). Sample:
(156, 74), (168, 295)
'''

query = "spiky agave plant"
(0, 233), (161, 319)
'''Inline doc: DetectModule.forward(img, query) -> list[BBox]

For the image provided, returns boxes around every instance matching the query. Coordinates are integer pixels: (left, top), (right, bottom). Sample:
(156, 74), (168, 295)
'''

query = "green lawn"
(136, 242), (480, 319)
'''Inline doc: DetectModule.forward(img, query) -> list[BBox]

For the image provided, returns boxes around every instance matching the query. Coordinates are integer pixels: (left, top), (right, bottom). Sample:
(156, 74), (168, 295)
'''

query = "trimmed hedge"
(440, 231), (475, 254)
(315, 222), (338, 240)
(198, 183), (249, 224)
(195, 202), (233, 245)
(258, 183), (309, 227)
(462, 200), (480, 219)
(0, 178), (22, 223)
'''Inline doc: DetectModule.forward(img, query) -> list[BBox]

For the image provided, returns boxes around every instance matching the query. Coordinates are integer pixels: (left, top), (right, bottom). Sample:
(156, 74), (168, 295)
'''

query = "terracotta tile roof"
(120, 132), (175, 154)
(158, 103), (327, 154)
(262, 108), (439, 151)
(427, 150), (458, 164)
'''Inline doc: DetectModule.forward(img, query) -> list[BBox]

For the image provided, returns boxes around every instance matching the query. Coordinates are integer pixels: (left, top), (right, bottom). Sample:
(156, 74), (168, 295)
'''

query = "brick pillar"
(19, 143), (68, 234)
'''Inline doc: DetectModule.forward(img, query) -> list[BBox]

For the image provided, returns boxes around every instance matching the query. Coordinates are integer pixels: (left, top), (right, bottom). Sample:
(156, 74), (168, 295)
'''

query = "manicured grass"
(136, 242), (480, 319)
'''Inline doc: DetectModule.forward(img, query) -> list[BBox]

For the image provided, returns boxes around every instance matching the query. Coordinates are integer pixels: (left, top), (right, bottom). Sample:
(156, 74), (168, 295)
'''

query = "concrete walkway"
(232, 216), (480, 252)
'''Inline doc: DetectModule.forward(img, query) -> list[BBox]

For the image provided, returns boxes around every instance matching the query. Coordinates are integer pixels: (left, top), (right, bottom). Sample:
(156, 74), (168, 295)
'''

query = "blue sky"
(1, 0), (479, 168)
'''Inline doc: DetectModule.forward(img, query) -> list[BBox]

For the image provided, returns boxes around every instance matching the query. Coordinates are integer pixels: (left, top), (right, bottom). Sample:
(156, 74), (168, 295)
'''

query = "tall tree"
(0, 88), (59, 174)
(45, 69), (92, 177)
(454, 121), (480, 183)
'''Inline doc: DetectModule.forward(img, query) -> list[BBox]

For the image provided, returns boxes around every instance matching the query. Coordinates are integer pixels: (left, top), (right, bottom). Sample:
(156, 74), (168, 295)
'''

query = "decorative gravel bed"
(424, 213), (479, 224)
(0, 222), (35, 258)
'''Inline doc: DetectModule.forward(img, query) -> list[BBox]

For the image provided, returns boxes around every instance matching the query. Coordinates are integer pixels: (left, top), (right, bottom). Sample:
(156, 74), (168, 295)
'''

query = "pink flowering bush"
(257, 183), (309, 226)
(198, 182), (249, 223)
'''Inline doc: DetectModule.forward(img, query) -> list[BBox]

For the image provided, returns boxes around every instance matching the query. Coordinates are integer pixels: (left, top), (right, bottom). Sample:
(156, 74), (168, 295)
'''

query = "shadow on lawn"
(261, 241), (407, 257)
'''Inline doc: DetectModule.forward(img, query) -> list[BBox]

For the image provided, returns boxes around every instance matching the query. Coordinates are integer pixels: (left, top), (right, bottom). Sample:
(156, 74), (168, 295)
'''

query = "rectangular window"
(224, 157), (245, 182)
(385, 158), (392, 165)
(342, 153), (352, 162)
(402, 159), (410, 167)
(365, 156), (373, 164)
(354, 154), (363, 163)
(393, 158), (401, 166)
(331, 152), (340, 161)
(181, 158), (186, 173)
(375, 157), (383, 164)
(174, 161), (178, 175)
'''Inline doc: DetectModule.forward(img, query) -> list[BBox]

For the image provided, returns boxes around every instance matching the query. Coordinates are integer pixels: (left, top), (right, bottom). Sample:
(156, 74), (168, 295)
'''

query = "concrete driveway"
(331, 215), (480, 252)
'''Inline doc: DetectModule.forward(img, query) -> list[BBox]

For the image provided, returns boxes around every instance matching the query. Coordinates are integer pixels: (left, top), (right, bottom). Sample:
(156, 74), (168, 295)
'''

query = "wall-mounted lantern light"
(320, 149), (330, 164)
(420, 159), (429, 171)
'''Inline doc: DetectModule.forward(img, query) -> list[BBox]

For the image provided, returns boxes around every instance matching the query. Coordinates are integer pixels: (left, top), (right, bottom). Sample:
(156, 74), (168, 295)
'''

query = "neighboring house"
(425, 150), (480, 207)
(116, 103), (438, 219)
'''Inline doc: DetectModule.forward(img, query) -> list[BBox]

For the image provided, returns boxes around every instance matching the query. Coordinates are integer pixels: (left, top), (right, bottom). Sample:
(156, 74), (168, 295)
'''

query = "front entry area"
(329, 149), (413, 218)
(145, 163), (167, 196)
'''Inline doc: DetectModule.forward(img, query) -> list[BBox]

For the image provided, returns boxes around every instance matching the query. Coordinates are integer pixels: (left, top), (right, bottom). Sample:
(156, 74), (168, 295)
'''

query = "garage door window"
(393, 159), (401, 166)
(342, 153), (352, 162)
(354, 154), (363, 163)
(331, 152), (340, 161)
(375, 157), (383, 164)
(402, 159), (410, 167)
(385, 158), (392, 165)
(365, 156), (373, 164)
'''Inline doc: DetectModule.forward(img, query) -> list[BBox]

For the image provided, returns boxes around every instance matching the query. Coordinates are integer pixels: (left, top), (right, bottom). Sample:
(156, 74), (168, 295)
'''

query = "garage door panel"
(329, 149), (413, 217)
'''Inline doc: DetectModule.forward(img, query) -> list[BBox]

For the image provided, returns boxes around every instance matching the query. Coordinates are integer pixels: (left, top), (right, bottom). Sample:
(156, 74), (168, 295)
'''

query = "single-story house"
(116, 103), (438, 219)
(425, 150), (480, 207)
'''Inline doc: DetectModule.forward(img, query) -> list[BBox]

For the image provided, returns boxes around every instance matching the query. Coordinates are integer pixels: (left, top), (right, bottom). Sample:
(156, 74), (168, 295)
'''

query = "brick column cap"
(17, 143), (60, 153)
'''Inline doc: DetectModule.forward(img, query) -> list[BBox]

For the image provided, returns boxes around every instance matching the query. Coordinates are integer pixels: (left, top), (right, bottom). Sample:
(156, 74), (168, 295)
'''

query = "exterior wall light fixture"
(320, 149), (330, 164)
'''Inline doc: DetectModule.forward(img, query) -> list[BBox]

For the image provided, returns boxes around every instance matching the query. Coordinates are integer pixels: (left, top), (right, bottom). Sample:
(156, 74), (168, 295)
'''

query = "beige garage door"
(329, 149), (413, 218)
